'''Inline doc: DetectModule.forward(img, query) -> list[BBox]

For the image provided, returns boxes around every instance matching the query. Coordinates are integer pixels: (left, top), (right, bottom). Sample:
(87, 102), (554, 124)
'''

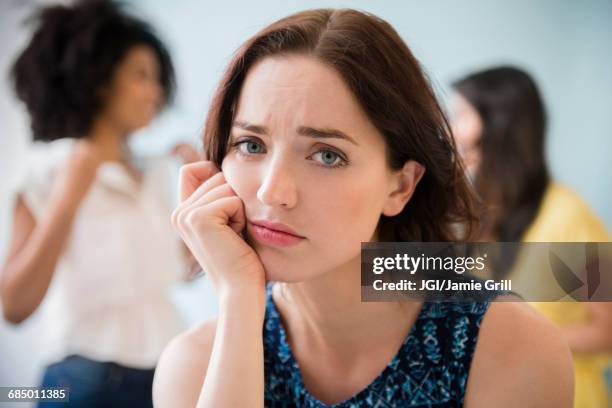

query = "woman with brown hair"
(452, 66), (611, 408)
(153, 9), (573, 407)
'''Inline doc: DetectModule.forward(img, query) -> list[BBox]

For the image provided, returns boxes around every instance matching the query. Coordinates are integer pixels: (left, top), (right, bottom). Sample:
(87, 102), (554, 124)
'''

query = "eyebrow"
(233, 121), (268, 135)
(232, 121), (359, 146)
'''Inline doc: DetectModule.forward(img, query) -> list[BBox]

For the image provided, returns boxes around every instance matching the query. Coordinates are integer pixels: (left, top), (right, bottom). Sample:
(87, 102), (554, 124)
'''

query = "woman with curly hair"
(1, 1), (196, 406)
(153, 9), (574, 408)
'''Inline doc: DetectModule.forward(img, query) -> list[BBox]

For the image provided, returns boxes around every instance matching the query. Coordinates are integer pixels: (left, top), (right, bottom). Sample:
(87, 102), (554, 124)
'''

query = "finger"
(174, 182), (242, 237)
(178, 161), (219, 202)
(179, 161), (217, 201)
(180, 171), (227, 208)
(227, 198), (246, 235)
(204, 196), (246, 235)
(176, 177), (232, 232)
(189, 182), (236, 208)
(179, 182), (236, 226)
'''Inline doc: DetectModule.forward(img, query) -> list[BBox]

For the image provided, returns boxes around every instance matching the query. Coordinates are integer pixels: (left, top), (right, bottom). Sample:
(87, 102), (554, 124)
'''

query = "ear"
(381, 160), (425, 217)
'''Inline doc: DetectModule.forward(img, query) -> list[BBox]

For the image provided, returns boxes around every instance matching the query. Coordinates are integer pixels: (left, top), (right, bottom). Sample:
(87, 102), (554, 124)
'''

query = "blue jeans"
(38, 354), (155, 408)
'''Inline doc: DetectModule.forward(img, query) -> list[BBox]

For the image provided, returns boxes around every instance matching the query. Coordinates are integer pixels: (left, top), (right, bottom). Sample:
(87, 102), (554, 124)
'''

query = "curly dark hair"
(11, 0), (175, 141)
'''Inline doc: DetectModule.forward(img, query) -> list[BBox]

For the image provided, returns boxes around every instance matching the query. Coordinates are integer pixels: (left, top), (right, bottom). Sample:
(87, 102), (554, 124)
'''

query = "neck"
(87, 116), (129, 162)
(276, 255), (421, 354)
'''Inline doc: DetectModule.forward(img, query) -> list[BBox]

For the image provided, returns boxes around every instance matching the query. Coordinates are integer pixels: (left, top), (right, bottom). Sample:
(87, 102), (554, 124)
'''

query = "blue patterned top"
(263, 283), (490, 407)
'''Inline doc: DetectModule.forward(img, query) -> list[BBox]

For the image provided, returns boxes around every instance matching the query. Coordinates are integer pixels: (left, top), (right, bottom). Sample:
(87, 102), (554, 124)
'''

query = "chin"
(257, 249), (312, 283)
(129, 115), (153, 130)
(264, 268), (308, 283)
(136, 118), (152, 129)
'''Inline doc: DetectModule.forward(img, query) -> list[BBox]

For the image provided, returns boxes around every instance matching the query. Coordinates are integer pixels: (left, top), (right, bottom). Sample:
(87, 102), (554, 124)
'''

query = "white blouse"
(17, 139), (186, 369)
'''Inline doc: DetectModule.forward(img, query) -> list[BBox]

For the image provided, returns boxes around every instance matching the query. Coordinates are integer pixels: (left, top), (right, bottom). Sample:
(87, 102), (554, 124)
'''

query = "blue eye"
(312, 150), (348, 168)
(230, 138), (349, 169)
(234, 140), (265, 155)
(313, 150), (341, 166)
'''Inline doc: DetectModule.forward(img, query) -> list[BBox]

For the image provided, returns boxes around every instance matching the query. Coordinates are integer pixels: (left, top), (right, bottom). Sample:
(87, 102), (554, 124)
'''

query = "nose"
(256, 153), (298, 209)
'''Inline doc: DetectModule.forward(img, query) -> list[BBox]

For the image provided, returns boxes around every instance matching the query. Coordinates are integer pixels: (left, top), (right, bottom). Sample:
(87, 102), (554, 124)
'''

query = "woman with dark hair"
(153, 10), (572, 407)
(452, 66), (611, 408)
(452, 67), (549, 242)
(0, 1), (197, 406)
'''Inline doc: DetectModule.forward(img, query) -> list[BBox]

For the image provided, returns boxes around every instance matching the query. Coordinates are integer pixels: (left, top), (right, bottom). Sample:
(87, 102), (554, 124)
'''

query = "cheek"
(454, 113), (482, 149)
(219, 158), (387, 281)
(116, 81), (149, 107)
(314, 177), (385, 244)
(105, 91), (140, 122)
(221, 156), (255, 202)
(273, 177), (384, 281)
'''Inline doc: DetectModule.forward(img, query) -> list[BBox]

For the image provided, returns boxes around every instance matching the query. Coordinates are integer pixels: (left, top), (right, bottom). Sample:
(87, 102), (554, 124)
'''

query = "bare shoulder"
(464, 301), (574, 408)
(153, 317), (217, 408)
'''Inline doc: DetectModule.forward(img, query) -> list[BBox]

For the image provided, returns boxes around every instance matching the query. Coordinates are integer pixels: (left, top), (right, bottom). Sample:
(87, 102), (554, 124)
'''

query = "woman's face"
(451, 93), (483, 174)
(222, 54), (420, 283)
(100, 45), (164, 132)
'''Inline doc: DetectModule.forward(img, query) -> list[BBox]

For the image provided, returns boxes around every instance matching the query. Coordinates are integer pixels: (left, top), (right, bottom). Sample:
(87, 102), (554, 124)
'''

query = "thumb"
(178, 161), (219, 202)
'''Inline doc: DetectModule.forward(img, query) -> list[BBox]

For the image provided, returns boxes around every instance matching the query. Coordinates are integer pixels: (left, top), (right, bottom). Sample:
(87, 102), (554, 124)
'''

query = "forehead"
(234, 54), (382, 142)
(453, 93), (477, 114)
(120, 45), (159, 70)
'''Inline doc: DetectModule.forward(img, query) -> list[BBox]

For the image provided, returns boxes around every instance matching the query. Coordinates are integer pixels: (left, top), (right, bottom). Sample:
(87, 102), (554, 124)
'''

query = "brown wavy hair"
(203, 8), (479, 242)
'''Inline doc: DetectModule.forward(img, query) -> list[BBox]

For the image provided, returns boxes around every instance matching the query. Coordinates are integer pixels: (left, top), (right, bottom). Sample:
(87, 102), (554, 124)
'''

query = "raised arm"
(0, 141), (101, 324)
(153, 161), (267, 408)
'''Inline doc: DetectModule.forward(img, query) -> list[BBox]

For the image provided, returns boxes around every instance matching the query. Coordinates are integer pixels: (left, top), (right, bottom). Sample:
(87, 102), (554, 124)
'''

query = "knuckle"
(211, 171), (225, 182)
(185, 208), (206, 229)
(214, 183), (233, 196)
(171, 207), (180, 228)
(176, 208), (194, 231)
(178, 164), (190, 179)
(228, 195), (242, 206)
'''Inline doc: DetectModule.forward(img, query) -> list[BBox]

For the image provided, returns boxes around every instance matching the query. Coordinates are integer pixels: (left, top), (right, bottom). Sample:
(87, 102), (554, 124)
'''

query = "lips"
(248, 220), (305, 247)
(250, 220), (304, 238)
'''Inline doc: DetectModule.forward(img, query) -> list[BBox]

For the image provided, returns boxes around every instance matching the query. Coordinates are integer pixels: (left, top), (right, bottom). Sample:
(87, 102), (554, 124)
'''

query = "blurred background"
(1, 0), (611, 403)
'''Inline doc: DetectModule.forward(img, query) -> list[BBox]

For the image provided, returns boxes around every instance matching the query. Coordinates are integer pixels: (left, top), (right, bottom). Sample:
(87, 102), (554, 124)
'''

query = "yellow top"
(523, 182), (611, 408)
(523, 183), (610, 243)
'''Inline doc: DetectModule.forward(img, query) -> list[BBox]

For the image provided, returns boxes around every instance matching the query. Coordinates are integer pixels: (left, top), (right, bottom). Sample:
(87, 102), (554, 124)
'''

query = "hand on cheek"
(172, 161), (266, 299)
